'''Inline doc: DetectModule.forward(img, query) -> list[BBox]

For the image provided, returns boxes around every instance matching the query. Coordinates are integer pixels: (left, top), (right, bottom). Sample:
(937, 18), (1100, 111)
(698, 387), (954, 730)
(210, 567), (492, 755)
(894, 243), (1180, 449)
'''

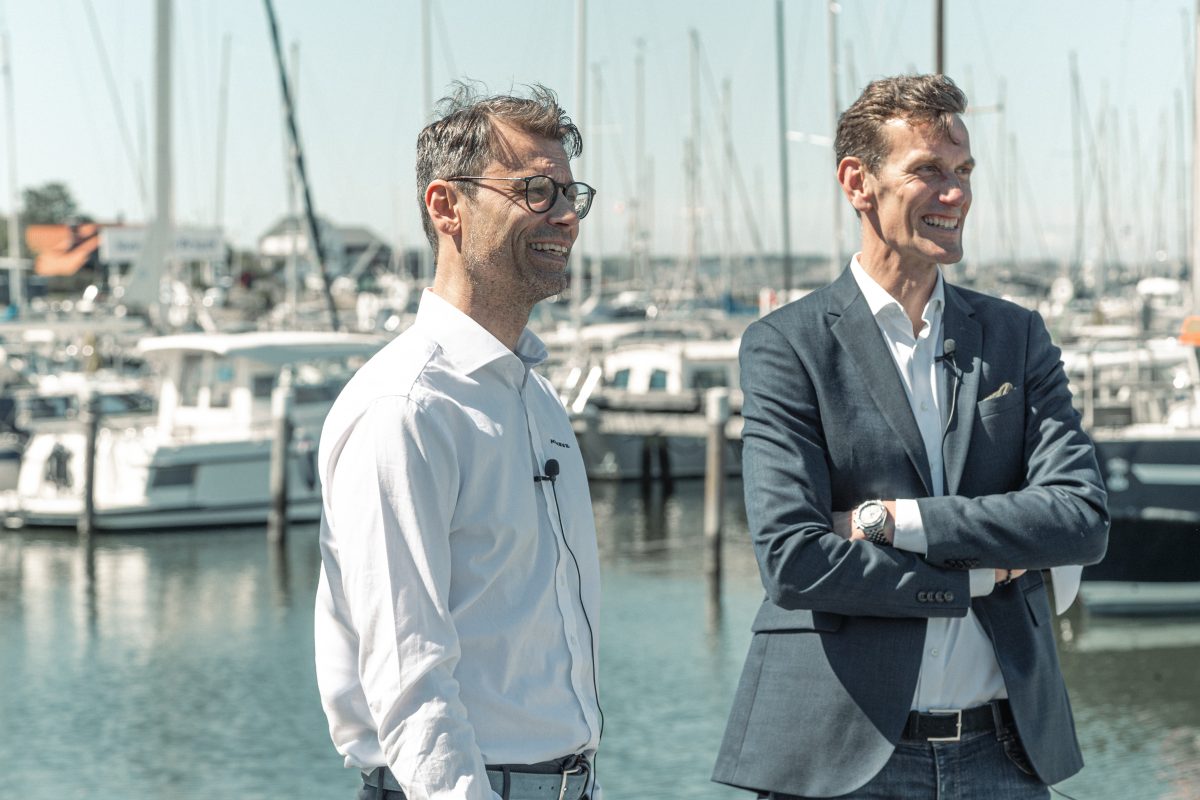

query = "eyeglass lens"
(525, 176), (593, 218)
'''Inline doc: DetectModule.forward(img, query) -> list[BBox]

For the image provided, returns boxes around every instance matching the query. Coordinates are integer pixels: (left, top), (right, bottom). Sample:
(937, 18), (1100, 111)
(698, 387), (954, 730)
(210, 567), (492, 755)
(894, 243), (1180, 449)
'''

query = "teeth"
(531, 243), (569, 255)
(923, 216), (958, 230)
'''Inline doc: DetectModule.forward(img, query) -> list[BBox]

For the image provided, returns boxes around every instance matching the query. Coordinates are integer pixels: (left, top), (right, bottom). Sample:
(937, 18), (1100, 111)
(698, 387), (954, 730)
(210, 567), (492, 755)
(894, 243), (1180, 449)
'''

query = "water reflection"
(1, 483), (1197, 799)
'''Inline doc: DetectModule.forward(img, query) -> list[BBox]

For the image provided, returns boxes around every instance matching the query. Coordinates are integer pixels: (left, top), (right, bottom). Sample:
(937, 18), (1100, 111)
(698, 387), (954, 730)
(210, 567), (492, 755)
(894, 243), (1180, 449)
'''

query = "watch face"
(860, 503), (886, 527)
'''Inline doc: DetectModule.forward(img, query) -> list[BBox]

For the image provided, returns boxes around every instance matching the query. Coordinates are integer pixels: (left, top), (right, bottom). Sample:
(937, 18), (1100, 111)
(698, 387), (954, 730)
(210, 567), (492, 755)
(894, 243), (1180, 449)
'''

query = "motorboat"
(1077, 316), (1200, 614)
(0, 330), (385, 531)
(570, 336), (743, 481)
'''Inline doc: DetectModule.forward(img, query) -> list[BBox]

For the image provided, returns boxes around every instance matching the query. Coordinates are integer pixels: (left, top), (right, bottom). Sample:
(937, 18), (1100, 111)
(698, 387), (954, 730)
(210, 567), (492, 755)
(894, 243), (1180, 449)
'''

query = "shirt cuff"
(891, 499), (927, 554)
(970, 569), (995, 597)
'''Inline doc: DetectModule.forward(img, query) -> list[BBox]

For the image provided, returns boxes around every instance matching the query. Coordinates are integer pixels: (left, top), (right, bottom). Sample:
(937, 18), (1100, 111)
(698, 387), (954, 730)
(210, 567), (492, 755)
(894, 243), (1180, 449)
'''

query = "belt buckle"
(926, 708), (963, 742)
(558, 756), (585, 800)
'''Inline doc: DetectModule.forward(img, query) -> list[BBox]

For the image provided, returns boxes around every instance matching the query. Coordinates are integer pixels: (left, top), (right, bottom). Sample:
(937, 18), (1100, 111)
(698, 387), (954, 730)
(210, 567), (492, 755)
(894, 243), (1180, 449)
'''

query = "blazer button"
(934, 591), (946, 602)
(917, 591), (929, 602)
(945, 591), (955, 603)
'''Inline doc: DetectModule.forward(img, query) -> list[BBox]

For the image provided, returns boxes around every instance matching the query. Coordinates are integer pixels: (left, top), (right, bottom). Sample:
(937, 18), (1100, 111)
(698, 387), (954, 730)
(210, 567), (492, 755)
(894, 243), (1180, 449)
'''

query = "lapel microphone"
(935, 338), (957, 366)
(533, 458), (560, 483)
(938, 338), (960, 441)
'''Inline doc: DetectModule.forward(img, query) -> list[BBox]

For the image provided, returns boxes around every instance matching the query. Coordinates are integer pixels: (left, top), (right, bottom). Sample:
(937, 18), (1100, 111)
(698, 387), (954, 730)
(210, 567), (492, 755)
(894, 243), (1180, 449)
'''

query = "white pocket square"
(982, 382), (1014, 402)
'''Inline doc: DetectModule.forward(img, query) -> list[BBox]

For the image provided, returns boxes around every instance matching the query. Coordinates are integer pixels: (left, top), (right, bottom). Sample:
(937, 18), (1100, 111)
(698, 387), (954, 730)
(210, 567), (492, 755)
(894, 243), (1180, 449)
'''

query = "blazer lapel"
(828, 271), (934, 495)
(941, 283), (981, 495)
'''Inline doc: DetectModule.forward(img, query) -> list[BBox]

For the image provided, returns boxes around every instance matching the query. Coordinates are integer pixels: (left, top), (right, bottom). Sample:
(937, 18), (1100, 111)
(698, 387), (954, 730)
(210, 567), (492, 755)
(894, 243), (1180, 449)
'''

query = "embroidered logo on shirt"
(550, 439), (572, 449)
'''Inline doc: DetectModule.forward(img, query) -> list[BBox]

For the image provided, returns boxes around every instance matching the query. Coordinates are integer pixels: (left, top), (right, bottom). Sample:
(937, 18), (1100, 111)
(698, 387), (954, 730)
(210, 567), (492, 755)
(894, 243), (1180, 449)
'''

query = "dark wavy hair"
(415, 81), (583, 256)
(835, 74), (968, 173)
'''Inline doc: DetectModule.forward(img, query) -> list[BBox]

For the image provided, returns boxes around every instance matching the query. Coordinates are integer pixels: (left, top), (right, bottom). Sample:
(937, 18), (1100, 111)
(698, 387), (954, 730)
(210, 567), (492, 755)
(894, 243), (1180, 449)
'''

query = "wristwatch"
(853, 499), (890, 546)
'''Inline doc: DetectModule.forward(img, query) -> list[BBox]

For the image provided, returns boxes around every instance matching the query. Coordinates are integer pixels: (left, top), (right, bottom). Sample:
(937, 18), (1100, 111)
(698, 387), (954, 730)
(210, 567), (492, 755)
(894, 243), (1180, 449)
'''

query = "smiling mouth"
(922, 215), (960, 231)
(530, 242), (570, 257)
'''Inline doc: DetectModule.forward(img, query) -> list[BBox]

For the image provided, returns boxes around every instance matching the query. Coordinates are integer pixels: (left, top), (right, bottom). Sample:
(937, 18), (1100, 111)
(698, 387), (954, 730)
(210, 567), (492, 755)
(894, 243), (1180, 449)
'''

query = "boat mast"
(148, 0), (174, 325)
(721, 78), (733, 305)
(263, 0), (340, 331)
(570, 0), (585, 357)
(283, 43), (299, 325)
(1192, 0), (1200, 306)
(2, 31), (21, 309)
(591, 63), (603, 303)
(933, 0), (945, 75)
(687, 29), (702, 297)
(775, 0), (793, 294)
(827, 1), (843, 282)
(419, 0), (433, 286)
(214, 33), (231, 233)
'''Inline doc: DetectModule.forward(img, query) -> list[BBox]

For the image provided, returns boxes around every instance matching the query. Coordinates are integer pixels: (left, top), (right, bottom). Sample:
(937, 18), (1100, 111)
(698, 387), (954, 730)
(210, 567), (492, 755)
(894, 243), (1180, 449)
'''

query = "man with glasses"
(315, 83), (602, 800)
(713, 74), (1107, 798)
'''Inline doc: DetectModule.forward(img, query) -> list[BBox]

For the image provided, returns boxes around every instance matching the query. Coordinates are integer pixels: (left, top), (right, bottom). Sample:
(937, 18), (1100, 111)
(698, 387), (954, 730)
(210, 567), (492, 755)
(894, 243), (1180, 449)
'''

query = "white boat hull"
(3, 426), (324, 532)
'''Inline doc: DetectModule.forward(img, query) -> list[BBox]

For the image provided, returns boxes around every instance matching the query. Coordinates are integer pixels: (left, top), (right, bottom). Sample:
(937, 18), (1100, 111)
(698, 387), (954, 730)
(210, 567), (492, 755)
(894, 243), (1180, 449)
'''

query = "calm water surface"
(1, 480), (1197, 799)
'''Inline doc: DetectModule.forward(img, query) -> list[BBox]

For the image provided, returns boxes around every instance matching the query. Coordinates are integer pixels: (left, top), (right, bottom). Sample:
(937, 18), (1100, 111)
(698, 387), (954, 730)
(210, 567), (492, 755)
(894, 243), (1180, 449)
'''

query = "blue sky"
(1, 0), (1193, 271)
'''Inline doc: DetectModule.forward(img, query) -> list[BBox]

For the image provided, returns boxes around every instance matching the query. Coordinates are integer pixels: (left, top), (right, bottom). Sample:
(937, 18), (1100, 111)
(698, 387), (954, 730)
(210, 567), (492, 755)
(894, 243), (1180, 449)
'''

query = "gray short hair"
(416, 82), (583, 256)
(835, 74), (968, 173)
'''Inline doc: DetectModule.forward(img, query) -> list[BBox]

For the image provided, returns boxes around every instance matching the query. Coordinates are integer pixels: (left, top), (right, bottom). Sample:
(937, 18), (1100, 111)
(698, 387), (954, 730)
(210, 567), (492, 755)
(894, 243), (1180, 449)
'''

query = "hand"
(994, 568), (1027, 584)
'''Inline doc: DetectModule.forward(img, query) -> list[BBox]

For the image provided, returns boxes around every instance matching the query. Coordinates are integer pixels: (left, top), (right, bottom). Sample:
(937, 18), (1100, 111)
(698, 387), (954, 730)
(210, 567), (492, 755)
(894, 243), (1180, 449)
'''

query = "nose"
(940, 175), (968, 207)
(547, 190), (581, 231)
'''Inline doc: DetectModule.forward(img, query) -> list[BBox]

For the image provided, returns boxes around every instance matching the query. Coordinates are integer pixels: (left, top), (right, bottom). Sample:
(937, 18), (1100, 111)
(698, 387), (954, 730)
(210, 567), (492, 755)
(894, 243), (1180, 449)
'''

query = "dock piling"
(77, 393), (101, 540)
(703, 388), (730, 591)
(268, 368), (295, 544)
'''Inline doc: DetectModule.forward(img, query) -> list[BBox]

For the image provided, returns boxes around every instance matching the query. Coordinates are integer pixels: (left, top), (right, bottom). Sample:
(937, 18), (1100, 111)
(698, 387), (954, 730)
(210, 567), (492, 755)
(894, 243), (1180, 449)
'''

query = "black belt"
(362, 754), (590, 800)
(902, 699), (1014, 742)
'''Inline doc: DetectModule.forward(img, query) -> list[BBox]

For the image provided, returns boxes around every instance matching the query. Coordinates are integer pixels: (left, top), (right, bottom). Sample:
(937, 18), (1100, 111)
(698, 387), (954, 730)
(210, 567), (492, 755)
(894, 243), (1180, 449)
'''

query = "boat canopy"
(137, 331), (386, 366)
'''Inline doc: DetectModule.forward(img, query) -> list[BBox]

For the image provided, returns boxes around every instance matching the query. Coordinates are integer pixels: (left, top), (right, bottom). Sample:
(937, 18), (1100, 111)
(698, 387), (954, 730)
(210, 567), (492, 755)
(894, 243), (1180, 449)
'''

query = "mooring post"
(77, 392), (101, 540)
(267, 368), (294, 545)
(704, 387), (730, 590)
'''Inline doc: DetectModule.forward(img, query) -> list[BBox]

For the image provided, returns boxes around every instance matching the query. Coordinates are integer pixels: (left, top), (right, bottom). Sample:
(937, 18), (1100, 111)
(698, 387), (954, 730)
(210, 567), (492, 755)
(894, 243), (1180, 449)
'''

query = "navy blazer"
(712, 269), (1109, 798)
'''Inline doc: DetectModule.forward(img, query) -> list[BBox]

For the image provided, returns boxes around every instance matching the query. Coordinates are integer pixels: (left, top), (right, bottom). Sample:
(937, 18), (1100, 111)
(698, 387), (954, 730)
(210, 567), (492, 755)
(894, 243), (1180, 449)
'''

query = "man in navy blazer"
(712, 75), (1108, 799)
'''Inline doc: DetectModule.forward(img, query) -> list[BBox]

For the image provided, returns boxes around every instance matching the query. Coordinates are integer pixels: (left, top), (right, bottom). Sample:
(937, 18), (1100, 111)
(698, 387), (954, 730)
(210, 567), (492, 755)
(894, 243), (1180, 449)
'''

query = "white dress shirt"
(314, 289), (602, 800)
(850, 257), (1007, 711)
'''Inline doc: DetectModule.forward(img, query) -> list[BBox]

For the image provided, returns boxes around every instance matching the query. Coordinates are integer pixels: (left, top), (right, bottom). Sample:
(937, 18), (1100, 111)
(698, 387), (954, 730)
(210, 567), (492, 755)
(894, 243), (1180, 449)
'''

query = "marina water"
(1, 479), (1197, 799)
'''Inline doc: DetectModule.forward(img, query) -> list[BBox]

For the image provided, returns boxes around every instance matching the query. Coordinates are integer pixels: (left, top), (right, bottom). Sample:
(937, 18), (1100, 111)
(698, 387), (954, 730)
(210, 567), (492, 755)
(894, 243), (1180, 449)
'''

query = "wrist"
(853, 499), (894, 546)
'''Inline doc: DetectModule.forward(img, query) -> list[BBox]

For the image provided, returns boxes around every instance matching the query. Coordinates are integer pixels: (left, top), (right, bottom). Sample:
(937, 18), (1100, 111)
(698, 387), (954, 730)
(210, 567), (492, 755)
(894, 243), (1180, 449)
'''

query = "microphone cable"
(542, 460), (605, 798)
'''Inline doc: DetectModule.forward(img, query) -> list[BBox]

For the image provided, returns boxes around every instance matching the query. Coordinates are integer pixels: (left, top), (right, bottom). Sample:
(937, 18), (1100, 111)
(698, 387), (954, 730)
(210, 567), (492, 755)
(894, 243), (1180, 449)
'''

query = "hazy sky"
(1, 0), (1193, 272)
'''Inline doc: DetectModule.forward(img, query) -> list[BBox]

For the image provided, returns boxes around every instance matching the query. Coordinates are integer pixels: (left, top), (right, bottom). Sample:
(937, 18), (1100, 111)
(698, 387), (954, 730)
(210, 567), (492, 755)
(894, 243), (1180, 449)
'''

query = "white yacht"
(1, 331), (385, 531)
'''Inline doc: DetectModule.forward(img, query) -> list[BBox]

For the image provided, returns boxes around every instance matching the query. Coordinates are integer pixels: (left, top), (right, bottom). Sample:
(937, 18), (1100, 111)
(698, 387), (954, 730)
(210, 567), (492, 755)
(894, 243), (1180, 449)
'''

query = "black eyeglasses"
(446, 174), (596, 219)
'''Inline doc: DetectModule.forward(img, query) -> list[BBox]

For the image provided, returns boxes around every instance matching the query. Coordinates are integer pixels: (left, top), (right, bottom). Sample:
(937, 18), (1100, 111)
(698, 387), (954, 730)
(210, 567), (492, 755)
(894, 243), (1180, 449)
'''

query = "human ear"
(426, 180), (461, 238)
(837, 157), (873, 214)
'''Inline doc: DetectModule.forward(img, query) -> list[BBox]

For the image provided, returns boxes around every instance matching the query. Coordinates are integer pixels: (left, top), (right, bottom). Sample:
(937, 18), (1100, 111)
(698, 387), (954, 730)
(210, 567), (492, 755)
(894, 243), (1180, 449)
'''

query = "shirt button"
(920, 401), (929, 411)
(930, 648), (940, 657)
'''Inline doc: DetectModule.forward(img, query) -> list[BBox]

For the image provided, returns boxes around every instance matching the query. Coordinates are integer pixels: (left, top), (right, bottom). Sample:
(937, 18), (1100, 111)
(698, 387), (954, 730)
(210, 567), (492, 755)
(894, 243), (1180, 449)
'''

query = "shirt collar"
(849, 254), (945, 331)
(414, 289), (548, 376)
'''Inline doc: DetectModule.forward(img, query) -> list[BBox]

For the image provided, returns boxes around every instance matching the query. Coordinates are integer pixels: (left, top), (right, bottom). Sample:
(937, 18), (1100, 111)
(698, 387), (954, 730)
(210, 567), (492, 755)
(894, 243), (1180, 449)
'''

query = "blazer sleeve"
(916, 310), (1109, 570)
(740, 318), (971, 619)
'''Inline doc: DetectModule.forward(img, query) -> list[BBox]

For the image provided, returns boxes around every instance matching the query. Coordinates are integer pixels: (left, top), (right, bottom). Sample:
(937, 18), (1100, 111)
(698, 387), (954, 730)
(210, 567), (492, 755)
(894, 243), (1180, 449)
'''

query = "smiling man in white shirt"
(315, 83), (602, 800)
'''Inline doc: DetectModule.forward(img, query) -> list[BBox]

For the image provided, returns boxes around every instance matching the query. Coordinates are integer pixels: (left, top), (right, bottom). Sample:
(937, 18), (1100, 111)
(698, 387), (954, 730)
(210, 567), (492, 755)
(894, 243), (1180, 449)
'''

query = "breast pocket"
(977, 385), (1025, 419)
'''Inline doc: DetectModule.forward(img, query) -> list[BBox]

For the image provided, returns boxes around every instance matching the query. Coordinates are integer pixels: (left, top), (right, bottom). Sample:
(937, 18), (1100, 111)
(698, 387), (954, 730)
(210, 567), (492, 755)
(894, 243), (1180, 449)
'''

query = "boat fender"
(44, 443), (73, 489)
(296, 435), (317, 491)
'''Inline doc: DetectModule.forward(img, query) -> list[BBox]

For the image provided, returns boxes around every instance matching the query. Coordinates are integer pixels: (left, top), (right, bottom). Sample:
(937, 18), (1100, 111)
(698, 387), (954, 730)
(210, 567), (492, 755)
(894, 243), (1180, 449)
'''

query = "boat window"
(28, 396), (75, 420)
(210, 360), (235, 408)
(150, 464), (195, 487)
(611, 369), (630, 389)
(649, 369), (669, 391)
(98, 393), (155, 416)
(178, 354), (204, 407)
(688, 368), (729, 391)
(252, 374), (276, 399)
(294, 383), (336, 404)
